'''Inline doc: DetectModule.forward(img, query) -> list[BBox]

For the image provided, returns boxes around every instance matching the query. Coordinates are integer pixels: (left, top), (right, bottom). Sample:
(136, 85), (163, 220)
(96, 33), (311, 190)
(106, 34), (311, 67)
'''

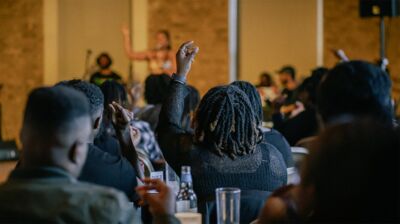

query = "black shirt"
(79, 143), (138, 202)
(90, 72), (122, 86)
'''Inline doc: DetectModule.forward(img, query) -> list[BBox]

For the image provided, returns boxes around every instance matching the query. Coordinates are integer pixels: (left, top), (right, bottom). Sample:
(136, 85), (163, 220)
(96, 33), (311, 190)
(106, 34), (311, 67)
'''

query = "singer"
(90, 52), (122, 86)
(121, 26), (176, 75)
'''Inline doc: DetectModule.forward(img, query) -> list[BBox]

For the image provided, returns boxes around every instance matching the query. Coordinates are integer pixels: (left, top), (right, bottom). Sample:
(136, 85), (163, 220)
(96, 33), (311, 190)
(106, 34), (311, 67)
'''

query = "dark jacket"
(79, 143), (139, 201)
(272, 108), (318, 146)
(262, 127), (294, 167)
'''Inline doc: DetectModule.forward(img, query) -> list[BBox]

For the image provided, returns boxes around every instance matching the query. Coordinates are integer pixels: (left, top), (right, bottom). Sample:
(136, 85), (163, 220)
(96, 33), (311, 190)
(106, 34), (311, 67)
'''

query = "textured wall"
(239, 0), (317, 84)
(324, 0), (400, 114)
(148, 0), (229, 95)
(0, 0), (43, 141)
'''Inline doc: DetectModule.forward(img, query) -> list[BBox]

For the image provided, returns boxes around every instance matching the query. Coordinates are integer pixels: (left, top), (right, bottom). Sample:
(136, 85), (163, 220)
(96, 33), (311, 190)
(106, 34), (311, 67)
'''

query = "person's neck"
(286, 80), (297, 90)
(100, 69), (112, 75)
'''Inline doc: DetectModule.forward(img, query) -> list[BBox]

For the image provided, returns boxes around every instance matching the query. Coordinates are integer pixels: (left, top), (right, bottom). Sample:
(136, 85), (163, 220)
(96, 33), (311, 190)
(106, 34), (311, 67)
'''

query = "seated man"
(60, 80), (141, 201)
(0, 86), (179, 223)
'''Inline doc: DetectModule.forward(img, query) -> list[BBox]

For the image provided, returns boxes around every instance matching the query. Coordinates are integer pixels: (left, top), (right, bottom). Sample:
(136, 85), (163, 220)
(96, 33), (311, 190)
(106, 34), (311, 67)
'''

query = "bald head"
(20, 86), (92, 177)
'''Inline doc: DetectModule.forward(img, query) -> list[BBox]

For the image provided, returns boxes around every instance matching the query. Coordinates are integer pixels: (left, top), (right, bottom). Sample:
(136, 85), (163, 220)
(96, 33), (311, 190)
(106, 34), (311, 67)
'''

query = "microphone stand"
(379, 16), (389, 71)
(82, 49), (92, 80)
(128, 0), (134, 83)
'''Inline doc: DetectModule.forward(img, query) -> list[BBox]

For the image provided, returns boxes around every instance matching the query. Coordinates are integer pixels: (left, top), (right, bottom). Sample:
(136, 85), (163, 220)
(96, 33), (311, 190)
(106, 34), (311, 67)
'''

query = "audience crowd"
(0, 39), (399, 224)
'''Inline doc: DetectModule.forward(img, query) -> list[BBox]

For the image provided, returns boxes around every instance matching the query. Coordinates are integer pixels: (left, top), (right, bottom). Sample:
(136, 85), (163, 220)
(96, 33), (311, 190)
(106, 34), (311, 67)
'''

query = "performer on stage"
(121, 26), (176, 75)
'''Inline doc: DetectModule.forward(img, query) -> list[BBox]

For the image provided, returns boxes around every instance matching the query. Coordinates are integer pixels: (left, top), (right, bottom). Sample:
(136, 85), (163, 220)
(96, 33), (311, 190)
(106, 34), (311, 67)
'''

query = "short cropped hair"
(61, 80), (104, 117)
(23, 86), (90, 140)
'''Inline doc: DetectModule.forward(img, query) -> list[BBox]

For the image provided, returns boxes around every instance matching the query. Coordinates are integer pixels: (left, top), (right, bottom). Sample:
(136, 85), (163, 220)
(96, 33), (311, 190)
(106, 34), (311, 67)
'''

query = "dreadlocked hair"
(194, 85), (263, 159)
(231, 81), (263, 125)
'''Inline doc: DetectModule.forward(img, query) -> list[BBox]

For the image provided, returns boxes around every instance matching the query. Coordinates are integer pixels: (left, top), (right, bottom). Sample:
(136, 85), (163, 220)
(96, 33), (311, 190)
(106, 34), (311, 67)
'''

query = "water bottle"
(176, 166), (198, 213)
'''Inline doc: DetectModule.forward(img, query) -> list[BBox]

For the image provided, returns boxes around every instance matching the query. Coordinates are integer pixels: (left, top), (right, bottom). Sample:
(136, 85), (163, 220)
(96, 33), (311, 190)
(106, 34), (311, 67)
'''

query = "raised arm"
(121, 26), (150, 60)
(157, 41), (199, 172)
(110, 102), (143, 178)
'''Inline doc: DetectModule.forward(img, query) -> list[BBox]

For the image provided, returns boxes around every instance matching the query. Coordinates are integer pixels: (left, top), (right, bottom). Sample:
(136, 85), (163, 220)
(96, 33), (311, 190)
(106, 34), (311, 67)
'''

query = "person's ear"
(93, 115), (102, 130)
(68, 142), (79, 164)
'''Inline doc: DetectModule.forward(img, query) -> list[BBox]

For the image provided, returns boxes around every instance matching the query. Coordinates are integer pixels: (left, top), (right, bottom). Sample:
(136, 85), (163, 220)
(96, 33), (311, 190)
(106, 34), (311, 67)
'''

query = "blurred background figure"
(276, 65), (298, 108)
(136, 74), (172, 131)
(122, 27), (176, 76)
(256, 72), (279, 122)
(272, 67), (328, 146)
(90, 53), (122, 86)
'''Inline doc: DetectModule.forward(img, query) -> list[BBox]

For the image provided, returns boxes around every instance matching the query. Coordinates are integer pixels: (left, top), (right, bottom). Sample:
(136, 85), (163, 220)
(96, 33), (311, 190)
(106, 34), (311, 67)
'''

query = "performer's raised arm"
(121, 25), (149, 60)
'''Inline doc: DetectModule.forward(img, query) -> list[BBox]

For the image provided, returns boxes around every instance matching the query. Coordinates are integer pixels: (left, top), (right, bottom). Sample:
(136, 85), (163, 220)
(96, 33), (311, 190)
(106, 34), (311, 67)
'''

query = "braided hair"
(231, 81), (263, 125)
(194, 85), (263, 159)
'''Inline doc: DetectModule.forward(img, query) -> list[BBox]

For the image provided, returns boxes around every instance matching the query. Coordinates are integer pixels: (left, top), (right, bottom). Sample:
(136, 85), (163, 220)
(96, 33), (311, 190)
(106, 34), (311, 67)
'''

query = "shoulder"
(70, 182), (135, 221)
(111, 72), (122, 79)
(84, 144), (132, 170)
(258, 195), (288, 223)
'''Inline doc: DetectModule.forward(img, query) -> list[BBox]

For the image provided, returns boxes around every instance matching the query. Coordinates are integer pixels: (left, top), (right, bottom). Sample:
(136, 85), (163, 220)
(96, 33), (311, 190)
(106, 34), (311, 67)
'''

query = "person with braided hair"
(231, 81), (294, 168)
(157, 41), (287, 223)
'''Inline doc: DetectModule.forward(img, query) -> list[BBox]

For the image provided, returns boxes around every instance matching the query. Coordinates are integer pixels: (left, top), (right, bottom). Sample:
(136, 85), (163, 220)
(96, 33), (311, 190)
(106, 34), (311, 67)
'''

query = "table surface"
(0, 161), (16, 183)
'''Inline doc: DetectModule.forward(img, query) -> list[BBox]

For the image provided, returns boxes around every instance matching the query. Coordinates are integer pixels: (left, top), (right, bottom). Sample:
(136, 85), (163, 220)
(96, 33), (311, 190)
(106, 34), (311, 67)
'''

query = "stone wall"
(0, 0), (43, 141)
(148, 0), (229, 95)
(324, 0), (400, 115)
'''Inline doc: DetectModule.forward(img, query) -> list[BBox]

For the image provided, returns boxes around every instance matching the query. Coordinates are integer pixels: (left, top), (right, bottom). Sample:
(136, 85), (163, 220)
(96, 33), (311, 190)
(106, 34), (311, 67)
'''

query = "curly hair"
(60, 79), (104, 117)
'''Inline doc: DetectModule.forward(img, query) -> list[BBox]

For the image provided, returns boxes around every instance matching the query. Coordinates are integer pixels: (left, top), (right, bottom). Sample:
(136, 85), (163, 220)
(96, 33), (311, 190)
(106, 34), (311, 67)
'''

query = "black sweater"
(157, 81), (287, 199)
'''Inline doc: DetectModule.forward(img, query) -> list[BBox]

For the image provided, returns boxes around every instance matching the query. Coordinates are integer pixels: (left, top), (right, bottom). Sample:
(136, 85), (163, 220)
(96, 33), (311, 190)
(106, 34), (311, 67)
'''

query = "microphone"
(332, 49), (349, 62)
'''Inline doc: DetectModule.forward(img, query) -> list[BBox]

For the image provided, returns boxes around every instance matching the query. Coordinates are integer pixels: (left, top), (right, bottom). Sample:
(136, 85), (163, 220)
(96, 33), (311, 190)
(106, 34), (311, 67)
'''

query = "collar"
(9, 166), (76, 182)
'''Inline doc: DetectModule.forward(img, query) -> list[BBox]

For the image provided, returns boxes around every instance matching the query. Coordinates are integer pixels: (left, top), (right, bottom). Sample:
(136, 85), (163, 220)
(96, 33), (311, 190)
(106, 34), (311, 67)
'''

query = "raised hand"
(121, 25), (130, 37)
(136, 179), (176, 216)
(109, 101), (132, 130)
(176, 41), (199, 78)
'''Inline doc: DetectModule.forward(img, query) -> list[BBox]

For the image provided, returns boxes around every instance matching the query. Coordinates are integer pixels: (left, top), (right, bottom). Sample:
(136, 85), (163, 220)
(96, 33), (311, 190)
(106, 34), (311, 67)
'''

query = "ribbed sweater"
(190, 142), (287, 199)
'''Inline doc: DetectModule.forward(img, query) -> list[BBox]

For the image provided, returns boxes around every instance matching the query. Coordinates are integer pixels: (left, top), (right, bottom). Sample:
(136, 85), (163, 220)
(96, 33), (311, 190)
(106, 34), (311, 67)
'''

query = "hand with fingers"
(176, 41), (199, 79)
(130, 126), (141, 146)
(109, 101), (133, 131)
(136, 179), (176, 216)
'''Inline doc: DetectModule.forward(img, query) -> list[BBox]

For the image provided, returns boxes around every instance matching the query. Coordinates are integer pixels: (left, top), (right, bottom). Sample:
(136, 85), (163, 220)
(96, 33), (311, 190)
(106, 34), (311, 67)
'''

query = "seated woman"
(157, 42), (287, 201)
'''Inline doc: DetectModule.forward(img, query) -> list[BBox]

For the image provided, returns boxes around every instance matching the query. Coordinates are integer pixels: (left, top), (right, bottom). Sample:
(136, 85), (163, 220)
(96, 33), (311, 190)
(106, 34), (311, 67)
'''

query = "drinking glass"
(216, 188), (241, 224)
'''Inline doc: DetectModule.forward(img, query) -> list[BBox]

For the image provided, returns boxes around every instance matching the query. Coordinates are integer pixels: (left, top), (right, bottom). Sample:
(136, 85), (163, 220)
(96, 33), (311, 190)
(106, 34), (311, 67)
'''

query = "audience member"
(99, 80), (164, 164)
(0, 86), (179, 223)
(256, 72), (279, 102)
(60, 80), (140, 201)
(317, 60), (394, 127)
(157, 41), (287, 223)
(259, 119), (400, 223)
(272, 67), (327, 145)
(231, 80), (293, 168)
(277, 65), (298, 107)
(137, 74), (172, 131)
(90, 52), (122, 86)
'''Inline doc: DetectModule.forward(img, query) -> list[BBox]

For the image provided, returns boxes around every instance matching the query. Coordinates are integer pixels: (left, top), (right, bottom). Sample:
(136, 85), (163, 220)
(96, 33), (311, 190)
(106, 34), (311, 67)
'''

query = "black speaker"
(360, 0), (400, 17)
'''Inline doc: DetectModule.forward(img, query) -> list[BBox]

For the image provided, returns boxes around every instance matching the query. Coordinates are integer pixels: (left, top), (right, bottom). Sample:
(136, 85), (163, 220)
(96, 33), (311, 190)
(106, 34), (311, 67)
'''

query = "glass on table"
(216, 187), (241, 224)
